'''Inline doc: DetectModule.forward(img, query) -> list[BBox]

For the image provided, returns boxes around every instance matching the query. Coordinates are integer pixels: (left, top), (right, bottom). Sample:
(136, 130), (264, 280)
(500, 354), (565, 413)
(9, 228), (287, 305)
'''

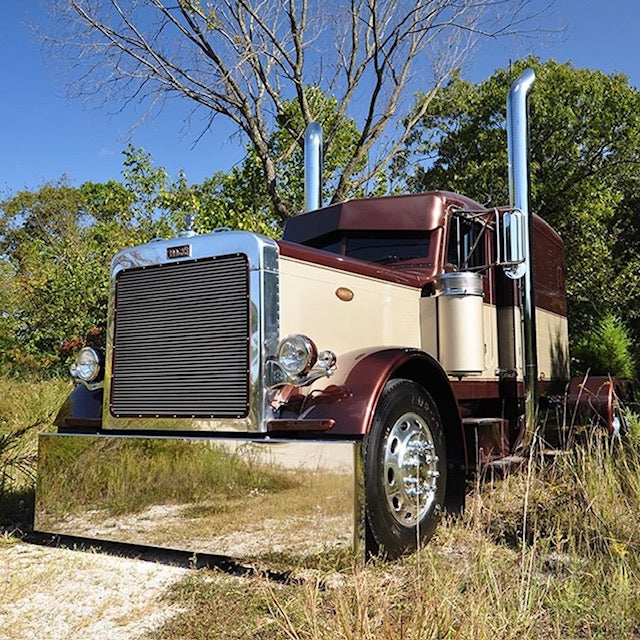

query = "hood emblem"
(167, 244), (191, 259)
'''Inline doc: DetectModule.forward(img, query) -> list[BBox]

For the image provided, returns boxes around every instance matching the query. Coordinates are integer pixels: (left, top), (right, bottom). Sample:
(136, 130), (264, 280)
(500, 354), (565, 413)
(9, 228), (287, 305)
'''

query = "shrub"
(573, 314), (636, 379)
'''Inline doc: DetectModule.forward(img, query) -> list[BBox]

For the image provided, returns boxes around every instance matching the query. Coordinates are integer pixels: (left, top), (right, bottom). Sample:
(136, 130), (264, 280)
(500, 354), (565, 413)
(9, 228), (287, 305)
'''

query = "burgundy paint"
(463, 418), (510, 465)
(267, 419), (335, 432)
(277, 348), (463, 441)
(567, 376), (616, 433)
(283, 192), (483, 241)
(453, 380), (508, 400)
(532, 216), (568, 317)
(277, 240), (427, 288)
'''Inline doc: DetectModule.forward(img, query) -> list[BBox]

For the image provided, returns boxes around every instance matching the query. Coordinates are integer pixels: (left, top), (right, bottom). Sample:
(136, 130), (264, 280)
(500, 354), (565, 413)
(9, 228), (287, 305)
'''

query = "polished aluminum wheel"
(383, 411), (440, 526)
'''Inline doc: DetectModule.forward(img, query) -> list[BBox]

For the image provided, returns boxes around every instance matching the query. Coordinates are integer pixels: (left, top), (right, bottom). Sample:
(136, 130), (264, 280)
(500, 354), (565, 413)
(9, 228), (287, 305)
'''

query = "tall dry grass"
(0, 376), (71, 528)
(155, 412), (640, 640)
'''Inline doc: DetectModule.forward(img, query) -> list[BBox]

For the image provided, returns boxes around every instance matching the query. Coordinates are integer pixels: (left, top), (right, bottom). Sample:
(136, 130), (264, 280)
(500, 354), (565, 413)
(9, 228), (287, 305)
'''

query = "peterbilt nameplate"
(166, 244), (191, 259)
(35, 434), (365, 561)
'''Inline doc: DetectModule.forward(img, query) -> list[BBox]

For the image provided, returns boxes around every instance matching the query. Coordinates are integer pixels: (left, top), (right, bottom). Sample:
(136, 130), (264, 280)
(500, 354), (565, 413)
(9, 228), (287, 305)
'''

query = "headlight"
(277, 335), (317, 377)
(70, 347), (101, 382)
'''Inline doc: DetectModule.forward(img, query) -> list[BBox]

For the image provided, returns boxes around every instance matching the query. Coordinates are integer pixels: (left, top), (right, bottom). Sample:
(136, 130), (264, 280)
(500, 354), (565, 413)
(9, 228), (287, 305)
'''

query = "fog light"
(70, 347), (101, 382)
(317, 350), (337, 371)
(277, 335), (317, 377)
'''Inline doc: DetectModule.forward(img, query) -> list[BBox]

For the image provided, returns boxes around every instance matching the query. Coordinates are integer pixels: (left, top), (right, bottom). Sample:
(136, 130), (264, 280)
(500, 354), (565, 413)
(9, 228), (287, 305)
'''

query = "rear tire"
(364, 379), (447, 559)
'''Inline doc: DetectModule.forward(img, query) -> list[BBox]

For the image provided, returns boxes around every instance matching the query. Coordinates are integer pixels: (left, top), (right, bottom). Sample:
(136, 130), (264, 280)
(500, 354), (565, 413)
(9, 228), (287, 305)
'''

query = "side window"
(447, 216), (486, 270)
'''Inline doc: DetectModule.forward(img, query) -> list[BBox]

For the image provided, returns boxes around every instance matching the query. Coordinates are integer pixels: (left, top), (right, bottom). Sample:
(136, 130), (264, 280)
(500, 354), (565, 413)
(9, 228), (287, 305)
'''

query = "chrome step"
(462, 417), (510, 469)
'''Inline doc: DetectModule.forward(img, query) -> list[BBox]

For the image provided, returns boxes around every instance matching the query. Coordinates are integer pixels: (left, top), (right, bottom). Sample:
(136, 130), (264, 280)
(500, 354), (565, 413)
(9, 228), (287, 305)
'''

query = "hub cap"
(383, 412), (440, 526)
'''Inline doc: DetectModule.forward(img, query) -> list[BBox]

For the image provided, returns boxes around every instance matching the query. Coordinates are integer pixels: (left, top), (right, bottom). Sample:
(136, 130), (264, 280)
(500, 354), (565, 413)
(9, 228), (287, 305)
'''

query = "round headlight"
(277, 335), (317, 377)
(317, 349), (337, 371)
(70, 347), (101, 382)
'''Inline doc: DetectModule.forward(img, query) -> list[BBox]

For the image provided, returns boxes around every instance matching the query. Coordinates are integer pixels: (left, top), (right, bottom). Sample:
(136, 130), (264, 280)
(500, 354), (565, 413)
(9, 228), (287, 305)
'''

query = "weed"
(573, 314), (636, 379)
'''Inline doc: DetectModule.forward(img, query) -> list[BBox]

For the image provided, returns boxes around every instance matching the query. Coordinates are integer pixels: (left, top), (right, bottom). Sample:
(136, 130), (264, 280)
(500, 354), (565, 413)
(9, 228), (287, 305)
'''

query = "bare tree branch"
(45, 0), (555, 219)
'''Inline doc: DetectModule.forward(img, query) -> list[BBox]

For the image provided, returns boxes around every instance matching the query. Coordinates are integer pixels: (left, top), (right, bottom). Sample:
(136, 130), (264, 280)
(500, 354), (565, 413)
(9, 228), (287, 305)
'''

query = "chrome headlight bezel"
(276, 334), (317, 378)
(70, 347), (102, 383)
(269, 335), (337, 388)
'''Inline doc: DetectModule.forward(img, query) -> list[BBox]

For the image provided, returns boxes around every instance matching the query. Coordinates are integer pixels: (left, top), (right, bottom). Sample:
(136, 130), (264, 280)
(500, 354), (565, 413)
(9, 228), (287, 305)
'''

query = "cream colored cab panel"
(278, 257), (421, 354)
(497, 306), (569, 382)
(497, 306), (523, 378)
(482, 304), (499, 379)
(422, 297), (499, 380)
(536, 309), (570, 381)
(419, 297), (438, 357)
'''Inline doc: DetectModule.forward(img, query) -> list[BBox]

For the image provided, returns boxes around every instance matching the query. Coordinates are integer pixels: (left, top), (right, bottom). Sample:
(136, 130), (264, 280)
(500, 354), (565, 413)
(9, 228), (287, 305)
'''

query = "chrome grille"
(110, 254), (250, 418)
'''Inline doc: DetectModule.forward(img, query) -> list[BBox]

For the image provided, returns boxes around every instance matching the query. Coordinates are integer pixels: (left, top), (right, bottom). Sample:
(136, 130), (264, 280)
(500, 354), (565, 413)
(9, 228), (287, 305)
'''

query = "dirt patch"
(0, 539), (186, 640)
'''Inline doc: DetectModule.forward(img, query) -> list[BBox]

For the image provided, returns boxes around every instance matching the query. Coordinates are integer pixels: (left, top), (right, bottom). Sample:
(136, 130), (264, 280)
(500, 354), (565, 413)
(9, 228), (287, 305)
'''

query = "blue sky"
(2, 1), (640, 195)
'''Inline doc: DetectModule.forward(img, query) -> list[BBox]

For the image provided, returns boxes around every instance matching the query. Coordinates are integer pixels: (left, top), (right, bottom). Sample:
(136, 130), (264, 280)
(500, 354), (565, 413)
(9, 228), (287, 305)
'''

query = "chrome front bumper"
(35, 433), (364, 561)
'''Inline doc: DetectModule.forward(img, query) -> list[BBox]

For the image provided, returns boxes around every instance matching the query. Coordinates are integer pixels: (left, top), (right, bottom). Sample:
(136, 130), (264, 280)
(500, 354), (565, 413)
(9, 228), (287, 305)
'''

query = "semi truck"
(34, 69), (618, 560)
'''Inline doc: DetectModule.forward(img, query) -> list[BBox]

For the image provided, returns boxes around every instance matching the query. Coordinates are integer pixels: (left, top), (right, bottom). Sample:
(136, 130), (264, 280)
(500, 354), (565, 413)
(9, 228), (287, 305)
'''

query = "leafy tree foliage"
(0, 150), (184, 373)
(120, 144), (280, 236)
(182, 86), (368, 230)
(405, 58), (640, 375)
(204, 86), (370, 221)
(271, 87), (367, 212)
(0, 178), (167, 375)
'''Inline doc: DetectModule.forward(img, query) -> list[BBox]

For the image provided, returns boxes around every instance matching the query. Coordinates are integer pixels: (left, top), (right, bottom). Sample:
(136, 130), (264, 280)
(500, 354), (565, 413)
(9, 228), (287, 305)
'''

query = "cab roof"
(282, 191), (486, 244)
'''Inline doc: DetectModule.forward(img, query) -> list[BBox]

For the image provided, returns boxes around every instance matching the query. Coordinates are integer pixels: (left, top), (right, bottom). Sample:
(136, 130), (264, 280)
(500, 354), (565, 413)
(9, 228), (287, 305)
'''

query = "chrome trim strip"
(103, 231), (280, 432)
(35, 433), (364, 561)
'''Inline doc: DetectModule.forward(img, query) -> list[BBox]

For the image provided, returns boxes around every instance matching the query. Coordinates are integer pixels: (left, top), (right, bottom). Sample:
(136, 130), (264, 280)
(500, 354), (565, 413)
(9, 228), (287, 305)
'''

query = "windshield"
(308, 231), (431, 264)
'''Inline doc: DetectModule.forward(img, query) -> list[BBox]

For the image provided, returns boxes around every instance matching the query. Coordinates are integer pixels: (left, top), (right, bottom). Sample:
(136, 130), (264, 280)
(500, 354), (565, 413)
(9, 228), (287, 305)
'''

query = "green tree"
(0, 144), (284, 375)
(120, 144), (281, 236)
(1, 182), (114, 373)
(573, 314), (636, 380)
(178, 87), (368, 233)
(404, 58), (640, 372)
(271, 87), (370, 212)
(186, 162), (280, 237)
(0, 150), (177, 375)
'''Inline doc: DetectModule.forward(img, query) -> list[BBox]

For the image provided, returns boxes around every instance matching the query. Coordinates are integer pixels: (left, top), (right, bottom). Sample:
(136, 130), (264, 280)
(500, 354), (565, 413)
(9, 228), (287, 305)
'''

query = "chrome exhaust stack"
(304, 122), (323, 212)
(506, 68), (537, 449)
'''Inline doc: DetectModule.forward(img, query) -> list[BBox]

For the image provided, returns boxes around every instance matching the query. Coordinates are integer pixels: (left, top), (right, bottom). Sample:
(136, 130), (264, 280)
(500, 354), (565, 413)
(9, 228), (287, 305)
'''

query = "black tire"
(364, 378), (447, 559)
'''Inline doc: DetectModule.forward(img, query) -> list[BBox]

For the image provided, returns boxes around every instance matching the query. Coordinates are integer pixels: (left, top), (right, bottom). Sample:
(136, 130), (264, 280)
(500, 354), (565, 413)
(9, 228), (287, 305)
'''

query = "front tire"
(364, 379), (447, 558)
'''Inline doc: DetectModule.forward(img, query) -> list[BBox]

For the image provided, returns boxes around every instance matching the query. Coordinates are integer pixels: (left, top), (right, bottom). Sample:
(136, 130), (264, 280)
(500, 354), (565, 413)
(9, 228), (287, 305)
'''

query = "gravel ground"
(0, 540), (187, 640)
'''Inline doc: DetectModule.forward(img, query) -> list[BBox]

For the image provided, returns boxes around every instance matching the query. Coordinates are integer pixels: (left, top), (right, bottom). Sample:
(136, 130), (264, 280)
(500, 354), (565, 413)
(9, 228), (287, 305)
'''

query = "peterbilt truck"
(35, 70), (599, 560)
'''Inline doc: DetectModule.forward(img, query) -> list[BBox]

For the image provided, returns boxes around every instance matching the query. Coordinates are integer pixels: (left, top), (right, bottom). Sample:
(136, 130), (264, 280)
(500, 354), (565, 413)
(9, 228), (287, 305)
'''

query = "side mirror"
(499, 208), (526, 279)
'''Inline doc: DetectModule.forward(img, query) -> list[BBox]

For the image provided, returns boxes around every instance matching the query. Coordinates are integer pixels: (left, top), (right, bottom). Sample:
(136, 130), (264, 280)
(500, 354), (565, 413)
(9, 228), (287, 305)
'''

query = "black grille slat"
(110, 254), (250, 418)
(114, 318), (248, 336)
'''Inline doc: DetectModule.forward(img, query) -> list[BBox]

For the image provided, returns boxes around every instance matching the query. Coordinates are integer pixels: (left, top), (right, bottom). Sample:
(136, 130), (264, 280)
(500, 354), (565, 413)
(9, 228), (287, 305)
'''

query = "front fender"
(288, 348), (462, 440)
(280, 347), (467, 514)
(54, 384), (103, 432)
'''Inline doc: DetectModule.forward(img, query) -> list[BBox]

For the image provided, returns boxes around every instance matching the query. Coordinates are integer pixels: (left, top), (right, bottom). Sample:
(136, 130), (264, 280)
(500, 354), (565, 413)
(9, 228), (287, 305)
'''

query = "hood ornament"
(178, 212), (198, 238)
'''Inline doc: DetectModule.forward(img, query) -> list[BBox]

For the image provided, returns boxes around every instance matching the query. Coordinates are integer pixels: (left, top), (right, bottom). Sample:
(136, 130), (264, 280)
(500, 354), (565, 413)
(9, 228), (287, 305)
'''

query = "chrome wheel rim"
(383, 412), (440, 526)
